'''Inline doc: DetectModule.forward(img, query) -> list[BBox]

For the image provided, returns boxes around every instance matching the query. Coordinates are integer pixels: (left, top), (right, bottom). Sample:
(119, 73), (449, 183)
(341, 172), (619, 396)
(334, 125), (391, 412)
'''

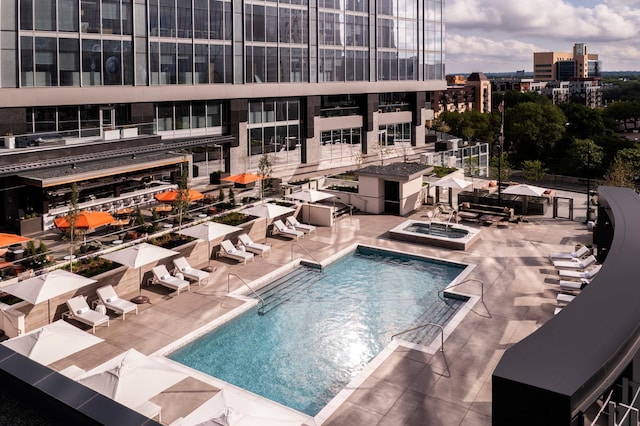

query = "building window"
(320, 128), (362, 164)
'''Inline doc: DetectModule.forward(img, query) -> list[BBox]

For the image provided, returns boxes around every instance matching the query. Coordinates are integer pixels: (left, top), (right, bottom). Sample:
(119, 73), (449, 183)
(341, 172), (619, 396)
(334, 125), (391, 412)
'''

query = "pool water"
(168, 246), (466, 416)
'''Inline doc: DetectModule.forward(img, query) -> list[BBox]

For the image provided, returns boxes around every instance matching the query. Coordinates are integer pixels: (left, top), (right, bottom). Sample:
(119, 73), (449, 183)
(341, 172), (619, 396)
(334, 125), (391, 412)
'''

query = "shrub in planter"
(63, 257), (118, 278)
(212, 212), (251, 226)
(149, 232), (194, 249)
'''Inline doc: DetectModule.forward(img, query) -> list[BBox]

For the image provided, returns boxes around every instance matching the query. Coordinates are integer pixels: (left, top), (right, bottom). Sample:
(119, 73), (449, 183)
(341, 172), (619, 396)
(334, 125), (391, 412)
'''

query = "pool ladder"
(437, 278), (491, 318)
(227, 273), (266, 315)
(290, 243), (324, 271)
(391, 323), (450, 378)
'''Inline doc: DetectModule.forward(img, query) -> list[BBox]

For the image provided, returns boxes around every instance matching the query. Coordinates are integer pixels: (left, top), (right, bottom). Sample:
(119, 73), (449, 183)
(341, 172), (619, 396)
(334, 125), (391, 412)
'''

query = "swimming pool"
(168, 246), (469, 416)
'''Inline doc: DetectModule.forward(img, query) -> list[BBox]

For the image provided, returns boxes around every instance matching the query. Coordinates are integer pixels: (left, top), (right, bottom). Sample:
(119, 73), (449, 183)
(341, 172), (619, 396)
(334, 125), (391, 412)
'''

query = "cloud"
(446, 0), (640, 72)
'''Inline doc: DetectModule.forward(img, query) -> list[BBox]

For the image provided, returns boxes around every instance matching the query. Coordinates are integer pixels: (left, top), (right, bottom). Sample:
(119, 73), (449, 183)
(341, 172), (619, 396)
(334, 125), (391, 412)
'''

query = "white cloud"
(446, 0), (640, 72)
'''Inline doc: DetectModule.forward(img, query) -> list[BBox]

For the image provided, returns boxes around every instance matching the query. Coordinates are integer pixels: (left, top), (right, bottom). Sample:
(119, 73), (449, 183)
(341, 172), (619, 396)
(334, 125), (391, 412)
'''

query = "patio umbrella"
(78, 348), (187, 410)
(53, 211), (115, 230)
(101, 243), (179, 294)
(502, 184), (547, 215)
(221, 172), (263, 185)
(0, 270), (97, 324)
(2, 319), (103, 365)
(0, 233), (30, 248)
(242, 203), (294, 219)
(433, 177), (472, 206)
(285, 189), (334, 203)
(502, 184), (547, 197)
(154, 189), (204, 203)
(177, 222), (243, 269)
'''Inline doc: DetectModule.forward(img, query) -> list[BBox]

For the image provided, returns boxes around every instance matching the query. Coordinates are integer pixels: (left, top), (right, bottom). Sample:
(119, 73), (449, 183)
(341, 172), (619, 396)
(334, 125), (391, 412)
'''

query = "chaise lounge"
(548, 245), (590, 261)
(173, 256), (210, 286)
(558, 264), (602, 280)
(96, 285), (138, 320)
(272, 220), (304, 240)
(65, 296), (110, 333)
(553, 254), (597, 270)
(219, 240), (254, 265)
(151, 265), (190, 295)
(286, 216), (316, 234)
(237, 234), (271, 257)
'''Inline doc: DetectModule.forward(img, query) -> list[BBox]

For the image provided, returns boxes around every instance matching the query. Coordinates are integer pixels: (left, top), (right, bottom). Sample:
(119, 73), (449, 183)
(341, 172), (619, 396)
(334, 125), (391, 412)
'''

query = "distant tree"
(559, 103), (605, 140)
(569, 139), (605, 178)
(506, 102), (566, 160)
(602, 153), (636, 188)
(489, 153), (512, 183)
(522, 160), (547, 183)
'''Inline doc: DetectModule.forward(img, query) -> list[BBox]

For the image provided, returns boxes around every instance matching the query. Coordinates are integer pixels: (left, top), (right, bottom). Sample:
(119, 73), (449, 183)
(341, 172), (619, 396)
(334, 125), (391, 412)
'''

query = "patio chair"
(556, 293), (576, 306)
(237, 234), (271, 257)
(286, 216), (316, 234)
(172, 256), (210, 286)
(96, 285), (138, 320)
(151, 265), (190, 295)
(65, 296), (110, 334)
(548, 245), (590, 261)
(272, 220), (304, 240)
(553, 254), (596, 270)
(558, 264), (602, 280)
(559, 279), (590, 292)
(219, 240), (254, 265)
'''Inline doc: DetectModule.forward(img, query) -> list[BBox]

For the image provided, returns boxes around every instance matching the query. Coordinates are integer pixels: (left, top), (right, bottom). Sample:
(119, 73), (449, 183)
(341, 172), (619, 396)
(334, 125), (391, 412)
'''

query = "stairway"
(257, 266), (324, 315)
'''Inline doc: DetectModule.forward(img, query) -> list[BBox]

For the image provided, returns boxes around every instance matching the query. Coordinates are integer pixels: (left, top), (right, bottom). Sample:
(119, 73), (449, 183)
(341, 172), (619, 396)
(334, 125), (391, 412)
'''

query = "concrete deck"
(4, 184), (595, 425)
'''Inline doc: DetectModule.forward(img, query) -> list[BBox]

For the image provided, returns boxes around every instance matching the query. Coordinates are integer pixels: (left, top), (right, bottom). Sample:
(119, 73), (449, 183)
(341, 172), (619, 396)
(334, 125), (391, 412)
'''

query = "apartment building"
(533, 43), (600, 81)
(0, 0), (446, 231)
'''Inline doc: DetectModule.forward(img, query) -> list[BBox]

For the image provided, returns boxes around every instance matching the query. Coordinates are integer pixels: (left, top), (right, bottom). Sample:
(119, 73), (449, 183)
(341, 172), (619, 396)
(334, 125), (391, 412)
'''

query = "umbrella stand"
(204, 239), (214, 272)
(131, 268), (149, 304)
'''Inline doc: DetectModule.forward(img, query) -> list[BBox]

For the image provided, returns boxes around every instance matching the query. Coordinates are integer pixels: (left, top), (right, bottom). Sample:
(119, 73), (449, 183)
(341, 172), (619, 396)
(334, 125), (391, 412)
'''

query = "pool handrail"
(437, 278), (491, 318)
(290, 243), (323, 269)
(227, 272), (265, 312)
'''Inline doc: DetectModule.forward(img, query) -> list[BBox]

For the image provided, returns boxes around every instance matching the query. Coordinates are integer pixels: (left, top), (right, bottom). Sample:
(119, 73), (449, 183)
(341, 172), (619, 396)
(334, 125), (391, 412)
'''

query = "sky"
(445, 0), (640, 74)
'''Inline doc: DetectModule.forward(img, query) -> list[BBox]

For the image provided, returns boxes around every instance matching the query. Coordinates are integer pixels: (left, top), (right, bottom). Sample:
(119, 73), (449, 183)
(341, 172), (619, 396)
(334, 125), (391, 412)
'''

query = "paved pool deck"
(22, 184), (594, 425)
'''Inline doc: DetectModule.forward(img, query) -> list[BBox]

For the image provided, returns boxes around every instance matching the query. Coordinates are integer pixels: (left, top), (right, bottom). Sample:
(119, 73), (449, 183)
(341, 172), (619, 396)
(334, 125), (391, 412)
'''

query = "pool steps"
(256, 266), (324, 315)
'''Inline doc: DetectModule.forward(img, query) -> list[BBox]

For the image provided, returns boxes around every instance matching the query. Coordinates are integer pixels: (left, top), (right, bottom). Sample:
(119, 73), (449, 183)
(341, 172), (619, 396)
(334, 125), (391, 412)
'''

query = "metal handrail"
(290, 243), (322, 269)
(391, 322), (445, 353)
(227, 273), (265, 312)
(438, 278), (490, 318)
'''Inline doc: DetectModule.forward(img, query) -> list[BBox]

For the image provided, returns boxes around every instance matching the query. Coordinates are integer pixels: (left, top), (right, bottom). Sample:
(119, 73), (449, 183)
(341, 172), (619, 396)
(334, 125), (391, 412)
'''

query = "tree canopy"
(505, 102), (566, 160)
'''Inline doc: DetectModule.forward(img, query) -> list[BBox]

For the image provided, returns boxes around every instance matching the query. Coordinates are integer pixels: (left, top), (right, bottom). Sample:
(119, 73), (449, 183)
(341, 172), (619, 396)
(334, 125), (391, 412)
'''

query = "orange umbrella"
(54, 211), (115, 230)
(221, 172), (263, 185)
(0, 233), (31, 248)
(154, 189), (204, 203)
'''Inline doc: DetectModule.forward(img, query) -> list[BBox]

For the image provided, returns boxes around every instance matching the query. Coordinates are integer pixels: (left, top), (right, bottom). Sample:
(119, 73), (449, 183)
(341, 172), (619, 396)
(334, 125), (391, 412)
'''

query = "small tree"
(464, 155), (480, 182)
(174, 161), (191, 228)
(228, 187), (236, 207)
(135, 207), (145, 226)
(602, 153), (636, 188)
(258, 154), (273, 200)
(66, 183), (79, 272)
(218, 186), (225, 202)
(522, 160), (547, 183)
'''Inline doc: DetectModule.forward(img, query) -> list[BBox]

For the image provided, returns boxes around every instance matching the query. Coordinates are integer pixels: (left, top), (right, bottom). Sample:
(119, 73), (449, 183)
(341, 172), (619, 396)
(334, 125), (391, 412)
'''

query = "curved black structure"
(492, 186), (640, 425)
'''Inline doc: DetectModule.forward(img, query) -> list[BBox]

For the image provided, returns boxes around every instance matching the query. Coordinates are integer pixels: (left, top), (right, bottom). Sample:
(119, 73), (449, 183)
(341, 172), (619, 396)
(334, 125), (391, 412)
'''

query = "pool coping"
(154, 243), (478, 426)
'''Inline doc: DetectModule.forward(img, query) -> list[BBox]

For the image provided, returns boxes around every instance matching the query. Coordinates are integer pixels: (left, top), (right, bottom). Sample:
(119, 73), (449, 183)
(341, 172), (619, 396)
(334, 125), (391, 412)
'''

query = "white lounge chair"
(65, 296), (110, 334)
(151, 265), (190, 295)
(559, 279), (590, 292)
(237, 234), (271, 257)
(96, 285), (138, 320)
(286, 216), (316, 234)
(173, 256), (210, 286)
(553, 254), (596, 270)
(559, 264), (602, 280)
(556, 293), (576, 306)
(219, 240), (254, 265)
(549, 245), (590, 261)
(272, 220), (303, 240)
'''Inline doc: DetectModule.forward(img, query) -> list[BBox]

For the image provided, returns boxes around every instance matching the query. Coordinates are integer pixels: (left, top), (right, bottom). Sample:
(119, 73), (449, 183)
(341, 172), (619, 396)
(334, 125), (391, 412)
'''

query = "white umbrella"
(1, 270), (97, 324)
(2, 319), (103, 365)
(242, 203), (295, 219)
(433, 177), (472, 206)
(101, 243), (179, 293)
(177, 222), (243, 269)
(285, 189), (334, 203)
(502, 184), (547, 197)
(78, 348), (187, 409)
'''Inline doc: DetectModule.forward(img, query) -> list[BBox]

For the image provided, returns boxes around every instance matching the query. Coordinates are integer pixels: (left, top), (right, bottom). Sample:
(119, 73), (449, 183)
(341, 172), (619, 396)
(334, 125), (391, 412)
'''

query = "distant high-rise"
(533, 43), (600, 81)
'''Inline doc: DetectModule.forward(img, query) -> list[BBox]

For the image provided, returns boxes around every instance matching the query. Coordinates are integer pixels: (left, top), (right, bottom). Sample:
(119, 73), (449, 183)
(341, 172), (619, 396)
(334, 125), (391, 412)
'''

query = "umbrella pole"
(204, 240), (214, 272)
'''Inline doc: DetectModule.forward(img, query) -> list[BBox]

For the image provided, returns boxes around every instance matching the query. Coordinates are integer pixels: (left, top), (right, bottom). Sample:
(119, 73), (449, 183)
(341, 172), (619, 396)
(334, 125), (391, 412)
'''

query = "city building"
(0, 0), (447, 233)
(434, 72), (492, 115)
(533, 43), (601, 81)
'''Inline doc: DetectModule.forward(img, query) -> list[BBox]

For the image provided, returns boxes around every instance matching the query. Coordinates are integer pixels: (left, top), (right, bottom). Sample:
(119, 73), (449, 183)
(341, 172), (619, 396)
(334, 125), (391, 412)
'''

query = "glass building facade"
(0, 0), (445, 175)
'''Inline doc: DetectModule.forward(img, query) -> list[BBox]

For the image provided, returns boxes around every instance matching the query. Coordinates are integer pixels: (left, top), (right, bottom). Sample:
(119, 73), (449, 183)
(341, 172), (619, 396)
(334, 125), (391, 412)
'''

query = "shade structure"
(242, 203), (294, 219)
(221, 172), (263, 185)
(2, 319), (103, 365)
(0, 270), (97, 323)
(54, 211), (115, 230)
(177, 222), (243, 267)
(0, 233), (30, 248)
(78, 348), (187, 410)
(101, 243), (179, 292)
(433, 177), (472, 206)
(285, 189), (334, 203)
(502, 184), (547, 197)
(154, 189), (204, 203)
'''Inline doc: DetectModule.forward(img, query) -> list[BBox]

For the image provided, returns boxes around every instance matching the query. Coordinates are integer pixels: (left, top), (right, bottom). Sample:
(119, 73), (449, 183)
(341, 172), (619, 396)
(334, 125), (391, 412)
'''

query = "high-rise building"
(0, 0), (445, 231)
(533, 43), (600, 81)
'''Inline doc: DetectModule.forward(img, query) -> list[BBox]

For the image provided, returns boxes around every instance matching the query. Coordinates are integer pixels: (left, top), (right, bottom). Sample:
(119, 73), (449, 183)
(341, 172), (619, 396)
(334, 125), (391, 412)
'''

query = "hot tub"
(389, 220), (481, 250)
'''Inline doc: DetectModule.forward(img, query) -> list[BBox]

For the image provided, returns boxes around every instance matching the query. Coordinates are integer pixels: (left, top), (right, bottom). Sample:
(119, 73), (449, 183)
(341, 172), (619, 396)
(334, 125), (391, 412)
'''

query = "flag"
(498, 101), (504, 113)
